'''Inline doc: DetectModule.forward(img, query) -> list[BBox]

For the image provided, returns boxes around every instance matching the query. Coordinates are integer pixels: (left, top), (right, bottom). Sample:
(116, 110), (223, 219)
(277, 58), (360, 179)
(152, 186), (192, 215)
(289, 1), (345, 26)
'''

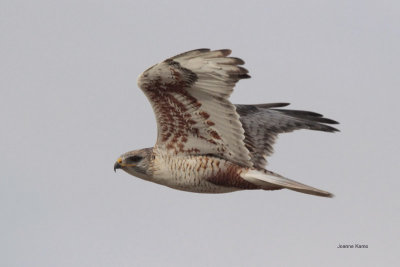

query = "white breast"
(150, 149), (239, 193)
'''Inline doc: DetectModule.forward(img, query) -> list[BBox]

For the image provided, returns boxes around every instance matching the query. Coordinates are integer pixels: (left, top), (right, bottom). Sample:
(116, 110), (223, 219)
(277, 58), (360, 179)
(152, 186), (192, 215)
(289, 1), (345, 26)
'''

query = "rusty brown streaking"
(207, 165), (260, 190)
(199, 111), (210, 120)
(142, 60), (222, 154)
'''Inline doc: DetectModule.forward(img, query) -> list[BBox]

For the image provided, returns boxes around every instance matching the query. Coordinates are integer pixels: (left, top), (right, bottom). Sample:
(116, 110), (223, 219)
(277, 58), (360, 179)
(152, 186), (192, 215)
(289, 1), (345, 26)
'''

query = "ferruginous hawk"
(114, 49), (338, 197)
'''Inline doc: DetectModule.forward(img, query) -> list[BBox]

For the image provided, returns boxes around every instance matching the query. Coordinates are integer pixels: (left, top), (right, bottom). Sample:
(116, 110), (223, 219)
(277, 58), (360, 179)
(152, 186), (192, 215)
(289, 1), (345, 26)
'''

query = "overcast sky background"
(1, 0), (399, 266)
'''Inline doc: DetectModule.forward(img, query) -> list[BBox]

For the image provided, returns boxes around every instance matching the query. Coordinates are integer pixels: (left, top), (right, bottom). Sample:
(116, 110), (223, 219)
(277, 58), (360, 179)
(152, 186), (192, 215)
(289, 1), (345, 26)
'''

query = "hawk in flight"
(114, 49), (338, 197)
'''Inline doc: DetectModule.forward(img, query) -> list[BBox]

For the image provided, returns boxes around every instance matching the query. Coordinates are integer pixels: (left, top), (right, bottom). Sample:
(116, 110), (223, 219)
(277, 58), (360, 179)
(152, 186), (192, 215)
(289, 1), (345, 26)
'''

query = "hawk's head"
(114, 148), (153, 180)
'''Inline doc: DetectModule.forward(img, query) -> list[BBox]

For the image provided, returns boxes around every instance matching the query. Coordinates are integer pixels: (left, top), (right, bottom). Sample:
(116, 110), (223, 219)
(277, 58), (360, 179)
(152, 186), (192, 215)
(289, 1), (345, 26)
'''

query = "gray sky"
(1, 0), (399, 266)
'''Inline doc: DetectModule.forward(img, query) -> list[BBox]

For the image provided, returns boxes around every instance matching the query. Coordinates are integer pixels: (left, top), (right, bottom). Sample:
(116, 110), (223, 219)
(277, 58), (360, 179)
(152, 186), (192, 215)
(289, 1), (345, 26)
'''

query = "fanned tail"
(242, 169), (334, 198)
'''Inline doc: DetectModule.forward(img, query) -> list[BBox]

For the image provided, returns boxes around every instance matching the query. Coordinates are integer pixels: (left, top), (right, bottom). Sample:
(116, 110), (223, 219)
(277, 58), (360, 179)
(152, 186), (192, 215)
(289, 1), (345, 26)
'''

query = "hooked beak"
(114, 158), (122, 172)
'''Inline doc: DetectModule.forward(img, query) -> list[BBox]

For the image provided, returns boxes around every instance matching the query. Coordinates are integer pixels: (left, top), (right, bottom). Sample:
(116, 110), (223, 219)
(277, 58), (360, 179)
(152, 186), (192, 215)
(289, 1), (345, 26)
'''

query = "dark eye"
(127, 155), (143, 163)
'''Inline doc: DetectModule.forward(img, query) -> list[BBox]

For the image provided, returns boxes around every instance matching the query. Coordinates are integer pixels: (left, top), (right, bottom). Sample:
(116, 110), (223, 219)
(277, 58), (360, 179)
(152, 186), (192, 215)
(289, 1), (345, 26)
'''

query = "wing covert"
(137, 49), (253, 167)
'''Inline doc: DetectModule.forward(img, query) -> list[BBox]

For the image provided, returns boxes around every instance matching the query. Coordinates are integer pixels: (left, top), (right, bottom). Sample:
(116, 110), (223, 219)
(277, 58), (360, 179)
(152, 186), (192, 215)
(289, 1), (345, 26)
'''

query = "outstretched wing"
(236, 103), (339, 169)
(137, 49), (253, 167)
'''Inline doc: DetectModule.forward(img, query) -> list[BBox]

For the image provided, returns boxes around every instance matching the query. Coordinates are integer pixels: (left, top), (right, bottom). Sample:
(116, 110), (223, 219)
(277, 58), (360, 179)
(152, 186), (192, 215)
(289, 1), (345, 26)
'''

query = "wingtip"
(324, 125), (340, 133)
(228, 57), (246, 65)
(322, 118), (340, 125)
(218, 49), (232, 56)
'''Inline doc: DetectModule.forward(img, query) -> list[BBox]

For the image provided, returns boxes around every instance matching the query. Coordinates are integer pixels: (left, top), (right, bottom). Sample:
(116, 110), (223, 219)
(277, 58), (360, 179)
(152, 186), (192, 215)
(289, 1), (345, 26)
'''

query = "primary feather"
(236, 104), (339, 168)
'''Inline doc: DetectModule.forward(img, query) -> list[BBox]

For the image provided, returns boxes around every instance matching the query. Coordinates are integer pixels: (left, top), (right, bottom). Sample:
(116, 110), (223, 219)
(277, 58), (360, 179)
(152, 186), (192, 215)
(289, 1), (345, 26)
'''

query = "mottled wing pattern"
(137, 49), (253, 167)
(236, 103), (339, 169)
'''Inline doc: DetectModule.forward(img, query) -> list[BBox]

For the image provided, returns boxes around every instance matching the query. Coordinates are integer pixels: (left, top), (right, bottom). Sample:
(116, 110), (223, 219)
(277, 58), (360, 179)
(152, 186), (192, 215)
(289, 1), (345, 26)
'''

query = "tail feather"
(243, 169), (334, 198)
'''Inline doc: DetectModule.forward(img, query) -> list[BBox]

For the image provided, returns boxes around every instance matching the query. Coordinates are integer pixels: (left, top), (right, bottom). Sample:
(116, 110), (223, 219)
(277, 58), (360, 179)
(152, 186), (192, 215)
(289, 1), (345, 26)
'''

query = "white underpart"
(150, 149), (240, 193)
